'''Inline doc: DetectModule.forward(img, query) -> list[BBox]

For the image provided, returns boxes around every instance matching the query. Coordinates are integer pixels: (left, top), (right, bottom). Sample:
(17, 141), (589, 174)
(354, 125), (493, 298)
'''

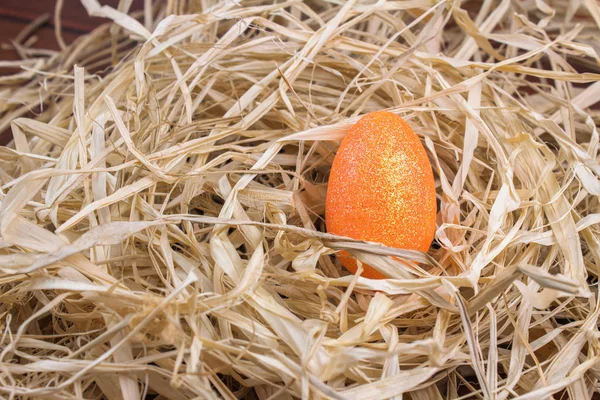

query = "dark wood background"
(0, 0), (145, 143)
(0, 0), (144, 60)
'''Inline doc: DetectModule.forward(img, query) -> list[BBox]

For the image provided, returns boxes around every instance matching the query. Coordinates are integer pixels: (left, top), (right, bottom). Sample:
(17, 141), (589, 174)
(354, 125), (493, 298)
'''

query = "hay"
(0, 0), (599, 398)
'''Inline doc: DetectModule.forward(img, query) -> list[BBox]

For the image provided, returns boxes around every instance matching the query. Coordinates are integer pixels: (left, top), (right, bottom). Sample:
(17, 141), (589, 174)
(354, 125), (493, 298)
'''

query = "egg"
(325, 111), (436, 279)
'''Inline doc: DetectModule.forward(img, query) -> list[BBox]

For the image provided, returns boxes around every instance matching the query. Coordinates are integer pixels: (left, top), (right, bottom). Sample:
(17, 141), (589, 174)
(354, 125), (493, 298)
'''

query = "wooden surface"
(0, 0), (144, 61)
(0, 0), (145, 144)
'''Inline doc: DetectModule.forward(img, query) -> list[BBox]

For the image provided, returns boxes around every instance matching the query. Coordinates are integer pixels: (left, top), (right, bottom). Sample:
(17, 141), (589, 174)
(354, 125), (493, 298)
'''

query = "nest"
(1, 0), (600, 399)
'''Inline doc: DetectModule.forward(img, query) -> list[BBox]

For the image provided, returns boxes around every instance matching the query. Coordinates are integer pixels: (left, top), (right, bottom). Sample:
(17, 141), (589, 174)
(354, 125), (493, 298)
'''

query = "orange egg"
(325, 111), (436, 279)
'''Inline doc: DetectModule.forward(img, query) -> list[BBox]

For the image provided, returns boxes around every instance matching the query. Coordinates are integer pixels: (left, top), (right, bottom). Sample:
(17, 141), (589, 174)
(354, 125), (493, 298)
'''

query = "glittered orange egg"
(325, 111), (436, 279)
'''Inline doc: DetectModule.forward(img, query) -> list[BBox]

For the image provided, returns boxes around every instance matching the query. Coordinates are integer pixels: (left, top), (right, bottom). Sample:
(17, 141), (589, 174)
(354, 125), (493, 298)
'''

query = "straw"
(0, 0), (599, 398)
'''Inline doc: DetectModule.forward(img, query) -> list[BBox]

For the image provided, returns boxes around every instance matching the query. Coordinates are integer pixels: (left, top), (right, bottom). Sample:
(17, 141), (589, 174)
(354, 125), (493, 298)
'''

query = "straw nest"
(1, 0), (600, 399)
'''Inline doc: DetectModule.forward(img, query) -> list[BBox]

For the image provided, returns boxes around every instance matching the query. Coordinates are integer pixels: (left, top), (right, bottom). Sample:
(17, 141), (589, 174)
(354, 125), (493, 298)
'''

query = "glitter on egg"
(325, 111), (437, 279)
